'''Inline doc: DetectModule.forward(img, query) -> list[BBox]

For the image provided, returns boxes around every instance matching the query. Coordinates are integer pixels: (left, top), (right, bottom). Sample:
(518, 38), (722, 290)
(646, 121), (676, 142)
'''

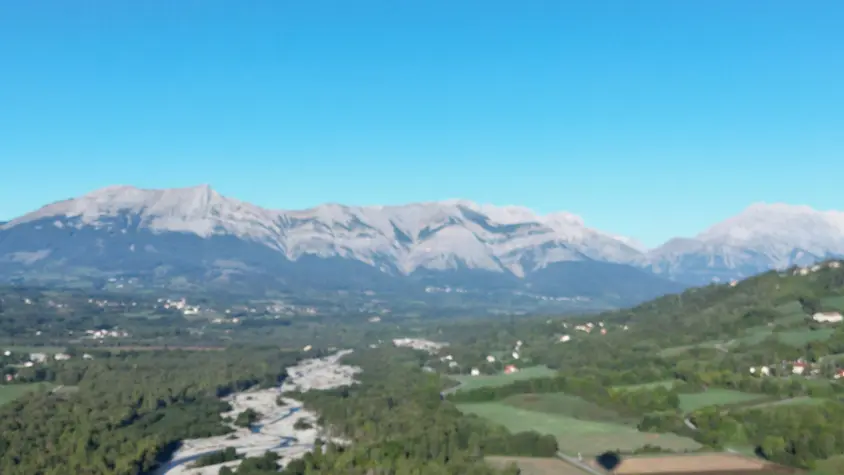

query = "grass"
(821, 296), (844, 312)
(678, 389), (767, 412)
(745, 396), (827, 409)
(449, 365), (557, 392)
(501, 392), (634, 423)
(0, 382), (54, 406)
(813, 454), (844, 475)
(774, 301), (809, 323)
(486, 456), (589, 475)
(614, 380), (677, 391)
(658, 342), (721, 357)
(0, 345), (67, 354)
(731, 327), (834, 347)
(457, 402), (701, 456)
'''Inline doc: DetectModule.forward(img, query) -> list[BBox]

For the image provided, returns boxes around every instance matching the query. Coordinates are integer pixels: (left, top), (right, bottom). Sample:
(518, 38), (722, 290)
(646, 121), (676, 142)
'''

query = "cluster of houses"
(424, 286), (468, 294)
(569, 321), (629, 336)
(392, 338), (448, 354)
(750, 359), (844, 379)
(1, 350), (94, 382)
(84, 328), (130, 339)
(791, 260), (842, 277)
(158, 298), (201, 316)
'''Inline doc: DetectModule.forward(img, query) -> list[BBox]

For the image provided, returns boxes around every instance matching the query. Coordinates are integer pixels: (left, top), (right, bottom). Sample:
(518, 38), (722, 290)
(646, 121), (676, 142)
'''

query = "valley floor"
(152, 350), (361, 475)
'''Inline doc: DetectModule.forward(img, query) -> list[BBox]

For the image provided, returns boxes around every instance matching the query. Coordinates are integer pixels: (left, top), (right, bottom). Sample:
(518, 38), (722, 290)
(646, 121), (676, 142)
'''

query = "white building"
(813, 312), (844, 323)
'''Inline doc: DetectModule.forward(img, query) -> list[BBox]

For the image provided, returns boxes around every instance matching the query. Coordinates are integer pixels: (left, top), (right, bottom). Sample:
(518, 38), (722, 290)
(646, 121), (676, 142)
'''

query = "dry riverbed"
(156, 350), (361, 475)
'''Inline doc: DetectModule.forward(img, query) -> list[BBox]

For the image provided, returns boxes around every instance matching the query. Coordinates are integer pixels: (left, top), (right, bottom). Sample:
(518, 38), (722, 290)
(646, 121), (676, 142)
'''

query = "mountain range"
(1, 185), (843, 306)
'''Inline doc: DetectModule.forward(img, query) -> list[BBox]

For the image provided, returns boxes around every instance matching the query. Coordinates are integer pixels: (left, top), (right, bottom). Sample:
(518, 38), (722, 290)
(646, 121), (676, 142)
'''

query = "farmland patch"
(678, 389), (766, 413)
(449, 365), (556, 392)
(457, 402), (700, 456)
(611, 452), (793, 474)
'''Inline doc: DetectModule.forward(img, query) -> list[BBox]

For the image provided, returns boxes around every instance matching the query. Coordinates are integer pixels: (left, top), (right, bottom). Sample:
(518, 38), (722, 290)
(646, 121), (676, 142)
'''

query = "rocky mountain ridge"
(1, 185), (842, 303)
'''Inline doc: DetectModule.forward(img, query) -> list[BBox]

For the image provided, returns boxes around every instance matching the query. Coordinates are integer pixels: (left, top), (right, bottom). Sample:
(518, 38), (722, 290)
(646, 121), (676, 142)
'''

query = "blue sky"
(1, 1), (842, 247)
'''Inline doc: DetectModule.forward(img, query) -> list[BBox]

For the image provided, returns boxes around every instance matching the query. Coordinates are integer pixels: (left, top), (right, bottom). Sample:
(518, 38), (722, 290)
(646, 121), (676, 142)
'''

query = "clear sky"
(1, 1), (842, 247)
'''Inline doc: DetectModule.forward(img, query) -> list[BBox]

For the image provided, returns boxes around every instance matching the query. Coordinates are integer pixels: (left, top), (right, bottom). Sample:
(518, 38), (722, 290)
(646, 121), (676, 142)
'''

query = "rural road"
(556, 451), (607, 475)
(440, 380), (464, 396)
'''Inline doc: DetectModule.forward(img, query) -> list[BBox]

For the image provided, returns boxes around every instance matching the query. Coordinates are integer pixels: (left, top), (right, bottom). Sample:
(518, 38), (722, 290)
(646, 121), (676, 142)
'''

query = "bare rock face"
(2, 185), (842, 300)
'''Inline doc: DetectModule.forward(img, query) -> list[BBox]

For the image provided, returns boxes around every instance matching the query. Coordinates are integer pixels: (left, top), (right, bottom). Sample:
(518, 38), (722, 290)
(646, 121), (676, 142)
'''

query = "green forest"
(4, 261), (844, 473)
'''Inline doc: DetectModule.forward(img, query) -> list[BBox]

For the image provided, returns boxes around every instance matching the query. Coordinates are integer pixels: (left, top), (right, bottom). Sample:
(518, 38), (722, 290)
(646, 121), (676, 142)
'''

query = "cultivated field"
(743, 396), (826, 410)
(614, 380), (678, 391)
(736, 327), (833, 347)
(457, 402), (701, 456)
(820, 296), (844, 312)
(92, 345), (227, 352)
(449, 365), (556, 392)
(486, 456), (588, 475)
(0, 382), (54, 406)
(0, 345), (67, 354)
(609, 453), (792, 474)
(678, 389), (765, 412)
(501, 393), (633, 423)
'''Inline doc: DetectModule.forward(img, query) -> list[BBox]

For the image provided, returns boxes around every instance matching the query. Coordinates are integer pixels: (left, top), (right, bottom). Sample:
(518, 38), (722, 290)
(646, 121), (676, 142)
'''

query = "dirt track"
(612, 453), (783, 474)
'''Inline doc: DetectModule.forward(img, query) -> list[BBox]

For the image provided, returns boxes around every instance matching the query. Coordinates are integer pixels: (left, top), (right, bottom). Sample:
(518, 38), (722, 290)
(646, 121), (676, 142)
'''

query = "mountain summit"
(649, 203), (844, 283)
(1, 186), (842, 303)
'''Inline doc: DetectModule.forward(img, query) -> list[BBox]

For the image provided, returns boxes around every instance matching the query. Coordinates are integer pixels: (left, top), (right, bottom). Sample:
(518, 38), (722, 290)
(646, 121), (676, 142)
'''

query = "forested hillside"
(419, 261), (844, 473)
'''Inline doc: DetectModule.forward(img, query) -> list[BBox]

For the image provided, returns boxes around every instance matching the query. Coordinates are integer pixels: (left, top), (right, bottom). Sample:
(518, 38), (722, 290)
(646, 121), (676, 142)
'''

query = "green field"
(450, 365), (557, 392)
(0, 383), (54, 406)
(821, 296), (844, 312)
(457, 402), (701, 455)
(659, 340), (729, 357)
(500, 392), (634, 424)
(679, 389), (767, 412)
(774, 301), (809, 323)
(0, 346), (67, 354)
(744, 396), (827, 409)
(735, 327), (834, 347)
(613, 380), (677, 391)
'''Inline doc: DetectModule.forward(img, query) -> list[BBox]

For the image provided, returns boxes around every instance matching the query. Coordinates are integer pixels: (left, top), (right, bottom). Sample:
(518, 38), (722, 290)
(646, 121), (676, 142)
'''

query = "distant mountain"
(0, 186), (842, 305)
(648, 203), (844, 285)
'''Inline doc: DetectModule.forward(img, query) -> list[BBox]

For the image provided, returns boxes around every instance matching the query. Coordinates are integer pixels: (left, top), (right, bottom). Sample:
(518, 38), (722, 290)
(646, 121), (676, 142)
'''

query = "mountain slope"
(648, 203), (844, 285)
(0, 185), (678, 305)
(2, 187), (843, 303)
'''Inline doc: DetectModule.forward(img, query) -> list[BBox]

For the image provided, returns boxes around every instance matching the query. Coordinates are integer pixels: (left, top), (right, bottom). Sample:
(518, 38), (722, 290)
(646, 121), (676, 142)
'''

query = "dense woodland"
(0, 348), (303, 475)
(4, 262), (844, 472)
(430, 263), (844, 471)
(221, 347), (556, 475)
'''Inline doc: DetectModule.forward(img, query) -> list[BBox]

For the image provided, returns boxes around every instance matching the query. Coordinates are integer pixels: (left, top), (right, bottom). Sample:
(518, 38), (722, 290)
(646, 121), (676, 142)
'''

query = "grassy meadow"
(457, 396), (701, 456)
(449, 365), (557, 392)
(0, 382), (54, 407)
(678, 389), (767, 412)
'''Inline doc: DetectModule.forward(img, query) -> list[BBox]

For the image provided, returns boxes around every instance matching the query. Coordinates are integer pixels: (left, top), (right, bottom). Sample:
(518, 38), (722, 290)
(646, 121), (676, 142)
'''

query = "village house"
(813, 312), (844, 323)
(792, 361), (808, 375)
